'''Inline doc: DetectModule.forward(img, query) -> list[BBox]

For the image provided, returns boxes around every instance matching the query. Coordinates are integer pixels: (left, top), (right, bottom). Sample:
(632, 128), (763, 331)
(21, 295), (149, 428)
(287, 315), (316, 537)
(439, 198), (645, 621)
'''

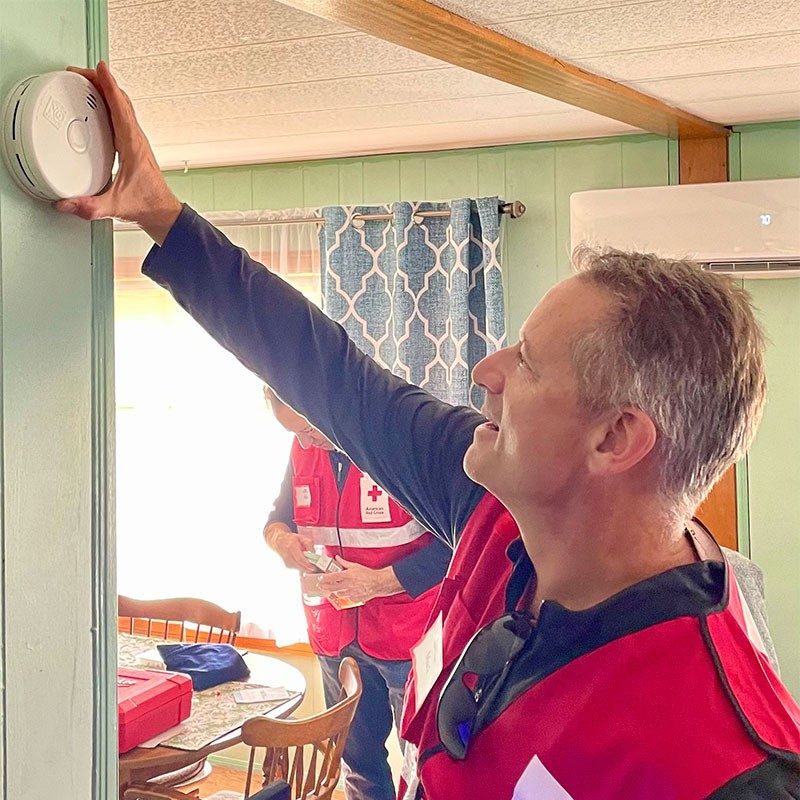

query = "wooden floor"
(183, 764), (346, 799)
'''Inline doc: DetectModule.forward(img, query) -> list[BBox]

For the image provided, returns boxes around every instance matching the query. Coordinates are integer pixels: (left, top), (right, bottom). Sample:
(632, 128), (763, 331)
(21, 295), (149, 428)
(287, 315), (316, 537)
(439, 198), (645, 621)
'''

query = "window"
(114, 213), (320, 644)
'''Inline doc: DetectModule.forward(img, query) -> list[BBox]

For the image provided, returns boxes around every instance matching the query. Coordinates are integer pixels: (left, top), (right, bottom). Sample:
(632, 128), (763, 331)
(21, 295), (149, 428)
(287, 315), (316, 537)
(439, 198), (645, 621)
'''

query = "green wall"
(734, 121), (800, 698)
(164, 122), (799, 697)
(0, 1), (114, 797)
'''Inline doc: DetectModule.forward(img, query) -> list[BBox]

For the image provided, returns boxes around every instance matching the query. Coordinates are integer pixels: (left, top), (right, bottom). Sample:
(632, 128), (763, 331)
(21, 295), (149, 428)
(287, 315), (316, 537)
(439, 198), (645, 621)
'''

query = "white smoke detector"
(1, 71), (114, 202)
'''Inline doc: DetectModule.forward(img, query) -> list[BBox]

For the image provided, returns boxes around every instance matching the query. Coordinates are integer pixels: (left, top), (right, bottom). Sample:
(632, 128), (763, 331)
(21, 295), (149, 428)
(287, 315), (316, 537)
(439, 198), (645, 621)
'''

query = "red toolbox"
(118, 667), (193, 753)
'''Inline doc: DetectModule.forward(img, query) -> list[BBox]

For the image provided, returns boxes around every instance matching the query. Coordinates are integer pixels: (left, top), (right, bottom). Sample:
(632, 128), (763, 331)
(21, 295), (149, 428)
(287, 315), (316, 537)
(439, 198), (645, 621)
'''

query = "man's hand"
(264, 523), (315, 572)
(317, 557), (402, 604)
(54, 61), (182, 244)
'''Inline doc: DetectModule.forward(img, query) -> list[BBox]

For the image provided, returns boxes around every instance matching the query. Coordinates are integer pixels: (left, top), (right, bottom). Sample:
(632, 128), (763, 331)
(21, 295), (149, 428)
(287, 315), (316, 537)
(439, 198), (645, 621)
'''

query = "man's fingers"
(66, 65), (99, 85)
(54, 194), (110, 221)
(94, 61), (139, 149)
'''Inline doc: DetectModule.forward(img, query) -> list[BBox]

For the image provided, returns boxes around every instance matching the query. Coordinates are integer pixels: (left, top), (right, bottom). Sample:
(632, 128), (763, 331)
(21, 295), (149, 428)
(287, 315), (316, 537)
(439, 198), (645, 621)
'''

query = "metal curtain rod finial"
(500, 200), (526, 219)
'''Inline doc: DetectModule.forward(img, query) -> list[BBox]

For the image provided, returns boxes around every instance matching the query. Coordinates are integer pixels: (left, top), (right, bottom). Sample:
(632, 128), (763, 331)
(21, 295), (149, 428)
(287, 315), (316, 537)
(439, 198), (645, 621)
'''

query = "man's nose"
(472, 347), (509, 395)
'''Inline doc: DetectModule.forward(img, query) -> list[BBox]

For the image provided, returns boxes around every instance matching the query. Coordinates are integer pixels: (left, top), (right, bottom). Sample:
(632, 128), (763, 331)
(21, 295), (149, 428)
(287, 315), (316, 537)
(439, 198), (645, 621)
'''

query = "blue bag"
(157, 643), (250, 691)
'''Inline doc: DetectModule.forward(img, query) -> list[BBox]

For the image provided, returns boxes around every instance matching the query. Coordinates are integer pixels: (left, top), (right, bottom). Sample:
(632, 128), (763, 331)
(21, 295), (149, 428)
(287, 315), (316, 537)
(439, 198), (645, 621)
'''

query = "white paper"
(411, 612), (443, 713)
(233, 687), (293, 704)
(512, 756), (574, 800)
(135, 648), (165, 669)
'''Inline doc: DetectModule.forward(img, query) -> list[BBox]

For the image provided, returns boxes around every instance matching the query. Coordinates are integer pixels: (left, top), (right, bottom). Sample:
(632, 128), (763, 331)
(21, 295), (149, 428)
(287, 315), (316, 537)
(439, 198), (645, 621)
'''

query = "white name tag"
(360, 474), (391, 523)
(294, 485), (312, 508)
(411, 612), (443, 713)
(513, 756), (574, 800)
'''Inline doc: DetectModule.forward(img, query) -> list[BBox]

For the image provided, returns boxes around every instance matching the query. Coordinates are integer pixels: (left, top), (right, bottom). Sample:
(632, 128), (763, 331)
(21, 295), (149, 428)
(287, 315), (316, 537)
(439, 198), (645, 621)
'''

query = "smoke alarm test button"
(67, 118), (89, 153)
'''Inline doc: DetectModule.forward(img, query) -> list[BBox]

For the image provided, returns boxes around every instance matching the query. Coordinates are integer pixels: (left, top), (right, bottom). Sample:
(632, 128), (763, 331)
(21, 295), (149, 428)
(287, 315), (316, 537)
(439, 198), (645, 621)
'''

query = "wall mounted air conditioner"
(570, 178), (800, 278)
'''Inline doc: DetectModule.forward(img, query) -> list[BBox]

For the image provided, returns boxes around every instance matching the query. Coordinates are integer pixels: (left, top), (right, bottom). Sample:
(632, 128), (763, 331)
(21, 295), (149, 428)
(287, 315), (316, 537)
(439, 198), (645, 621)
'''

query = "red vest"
(400, 494), (518, 742)
(291, 441), (438, 660)
(400, 494), (800, 799)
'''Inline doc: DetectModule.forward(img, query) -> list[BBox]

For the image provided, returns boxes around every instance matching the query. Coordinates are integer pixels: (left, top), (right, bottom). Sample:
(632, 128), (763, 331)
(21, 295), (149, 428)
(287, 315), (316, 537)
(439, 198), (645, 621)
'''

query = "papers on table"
(135, 648), (166, 670)
(233, 686), (295, 704)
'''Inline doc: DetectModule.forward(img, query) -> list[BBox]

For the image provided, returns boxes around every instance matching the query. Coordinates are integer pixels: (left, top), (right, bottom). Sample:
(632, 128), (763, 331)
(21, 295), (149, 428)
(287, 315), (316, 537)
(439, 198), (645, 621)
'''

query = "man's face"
(265, 393), (336, 451)
(464, 276), (612, 512)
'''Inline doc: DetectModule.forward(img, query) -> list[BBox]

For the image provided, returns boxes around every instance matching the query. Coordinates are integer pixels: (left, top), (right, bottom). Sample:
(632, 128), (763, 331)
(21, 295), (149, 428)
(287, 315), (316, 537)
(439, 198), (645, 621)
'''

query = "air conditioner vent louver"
(704, 260), (800, 274)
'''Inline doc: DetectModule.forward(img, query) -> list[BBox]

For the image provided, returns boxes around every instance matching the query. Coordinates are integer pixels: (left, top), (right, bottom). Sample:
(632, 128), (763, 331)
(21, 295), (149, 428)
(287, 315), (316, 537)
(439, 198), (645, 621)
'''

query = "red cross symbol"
(368, 485), (382, 502)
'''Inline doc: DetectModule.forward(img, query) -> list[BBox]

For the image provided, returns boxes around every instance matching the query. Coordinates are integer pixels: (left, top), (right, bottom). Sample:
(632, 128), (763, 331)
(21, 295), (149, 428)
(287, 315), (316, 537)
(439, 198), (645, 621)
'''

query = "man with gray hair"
(59, 63), (800, 799)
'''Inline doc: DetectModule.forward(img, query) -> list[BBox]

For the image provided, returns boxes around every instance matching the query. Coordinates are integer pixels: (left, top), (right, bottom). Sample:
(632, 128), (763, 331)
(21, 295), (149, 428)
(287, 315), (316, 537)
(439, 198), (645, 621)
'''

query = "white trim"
(298, 520), (426, 548)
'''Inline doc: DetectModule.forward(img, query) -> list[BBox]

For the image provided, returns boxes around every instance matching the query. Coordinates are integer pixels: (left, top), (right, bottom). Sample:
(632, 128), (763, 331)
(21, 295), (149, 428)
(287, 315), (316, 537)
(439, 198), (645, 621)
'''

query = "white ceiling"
(107, 0), (800, 169)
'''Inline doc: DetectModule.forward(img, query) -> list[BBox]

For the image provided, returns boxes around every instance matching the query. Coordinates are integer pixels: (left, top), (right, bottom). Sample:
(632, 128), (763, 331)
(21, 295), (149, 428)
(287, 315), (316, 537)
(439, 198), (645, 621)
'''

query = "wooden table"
(118, 636), (305, 797)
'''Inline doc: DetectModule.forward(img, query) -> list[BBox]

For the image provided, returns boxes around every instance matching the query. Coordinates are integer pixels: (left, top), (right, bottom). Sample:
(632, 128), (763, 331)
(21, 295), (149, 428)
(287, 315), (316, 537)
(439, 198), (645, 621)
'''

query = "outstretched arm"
(55, 62), (488, 545)
(143, 206), (485, 543)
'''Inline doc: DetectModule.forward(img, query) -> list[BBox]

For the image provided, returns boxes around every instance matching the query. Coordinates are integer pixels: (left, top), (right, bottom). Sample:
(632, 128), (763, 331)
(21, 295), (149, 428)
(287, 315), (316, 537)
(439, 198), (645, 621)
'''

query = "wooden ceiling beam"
(277, 0), (727, 140)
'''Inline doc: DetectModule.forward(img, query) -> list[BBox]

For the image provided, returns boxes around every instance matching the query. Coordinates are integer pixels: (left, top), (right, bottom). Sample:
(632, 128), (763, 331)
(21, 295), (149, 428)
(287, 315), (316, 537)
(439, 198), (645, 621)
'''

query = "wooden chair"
(241, 657), (362, 800)
(122, 783), (200, 800)
(123, 780), (290, 800)
(123, 786), (199, 800)
(118, 595), (241, 644)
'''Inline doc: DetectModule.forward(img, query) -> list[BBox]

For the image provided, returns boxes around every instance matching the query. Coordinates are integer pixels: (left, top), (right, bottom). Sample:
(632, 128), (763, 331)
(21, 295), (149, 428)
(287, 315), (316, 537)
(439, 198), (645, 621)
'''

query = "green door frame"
(86, 1), (117, 798)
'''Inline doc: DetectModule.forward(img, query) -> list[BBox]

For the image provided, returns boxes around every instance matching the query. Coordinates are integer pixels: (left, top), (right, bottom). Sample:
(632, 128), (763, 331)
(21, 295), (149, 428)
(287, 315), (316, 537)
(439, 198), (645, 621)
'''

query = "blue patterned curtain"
(320, 198), (506, 409)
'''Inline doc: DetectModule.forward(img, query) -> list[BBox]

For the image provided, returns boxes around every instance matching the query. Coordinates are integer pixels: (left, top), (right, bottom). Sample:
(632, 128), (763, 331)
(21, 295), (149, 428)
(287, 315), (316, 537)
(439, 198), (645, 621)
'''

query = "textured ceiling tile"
(133, 68), (527, 126)
(638, 66), (800, 105)
(582, 33), (800, 81)
(113, 34), (443, 98)
(149, 92), (581, 146)
(109, 0), (346, 59)
(431, 0), (639, 25)
(152, 111), (633, 171)
(682, 92), (800, 123)
(434, 0), (799, 57)
(494, 0), (800, 61)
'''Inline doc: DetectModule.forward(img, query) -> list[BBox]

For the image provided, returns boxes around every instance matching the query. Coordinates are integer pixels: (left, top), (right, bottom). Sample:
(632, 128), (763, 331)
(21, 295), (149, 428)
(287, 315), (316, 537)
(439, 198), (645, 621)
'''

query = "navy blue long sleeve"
(267, 457), (297, 533)
(143, 205), (487, 547)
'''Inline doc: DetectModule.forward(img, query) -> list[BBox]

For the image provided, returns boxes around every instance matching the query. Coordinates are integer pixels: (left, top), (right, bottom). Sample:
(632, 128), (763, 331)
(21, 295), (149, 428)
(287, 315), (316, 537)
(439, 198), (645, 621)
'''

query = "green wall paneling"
(213, 168), (253, 211)
(745, 279), (800, 696)
(362, 158), (402, 203)
(504, 144), (558, 335)
(302, 163), (340, 208)
(338, 161), (364, 205)
(737, 121), (800, 180)
(253, 165), (304, 211)
(400, 159), (426, 199)
(421, 151), (480, 201)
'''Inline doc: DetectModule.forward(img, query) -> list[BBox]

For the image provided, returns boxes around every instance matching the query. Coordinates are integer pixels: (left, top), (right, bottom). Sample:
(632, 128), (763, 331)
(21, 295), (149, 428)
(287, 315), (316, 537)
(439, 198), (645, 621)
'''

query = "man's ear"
(588, 406), (657, 476)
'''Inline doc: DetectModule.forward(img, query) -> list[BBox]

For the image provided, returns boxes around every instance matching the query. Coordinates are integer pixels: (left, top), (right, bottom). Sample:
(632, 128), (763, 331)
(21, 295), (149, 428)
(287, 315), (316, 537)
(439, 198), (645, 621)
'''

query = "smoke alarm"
(1, 71), (114, 202)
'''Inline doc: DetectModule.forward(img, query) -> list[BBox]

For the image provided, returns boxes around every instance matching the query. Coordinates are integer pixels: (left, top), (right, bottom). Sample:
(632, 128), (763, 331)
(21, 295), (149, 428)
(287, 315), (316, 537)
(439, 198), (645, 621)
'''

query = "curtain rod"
(114, 200), (526, 231)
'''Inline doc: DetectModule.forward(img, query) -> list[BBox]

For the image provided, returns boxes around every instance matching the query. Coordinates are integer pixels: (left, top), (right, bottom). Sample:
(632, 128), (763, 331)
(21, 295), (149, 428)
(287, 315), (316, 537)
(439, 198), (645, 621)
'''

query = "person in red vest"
(59, 62), (800, 799)
(262, 387), (449, 800)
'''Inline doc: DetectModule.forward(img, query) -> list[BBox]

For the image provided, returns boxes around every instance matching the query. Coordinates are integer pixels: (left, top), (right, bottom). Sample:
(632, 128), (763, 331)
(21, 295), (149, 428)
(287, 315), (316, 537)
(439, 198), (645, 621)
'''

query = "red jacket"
(291, 441), (439, 660)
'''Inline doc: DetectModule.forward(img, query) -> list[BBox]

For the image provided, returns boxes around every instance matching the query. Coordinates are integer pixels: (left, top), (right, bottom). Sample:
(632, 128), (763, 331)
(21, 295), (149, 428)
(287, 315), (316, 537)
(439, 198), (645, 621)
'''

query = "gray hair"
(571, 247), (766, 516)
